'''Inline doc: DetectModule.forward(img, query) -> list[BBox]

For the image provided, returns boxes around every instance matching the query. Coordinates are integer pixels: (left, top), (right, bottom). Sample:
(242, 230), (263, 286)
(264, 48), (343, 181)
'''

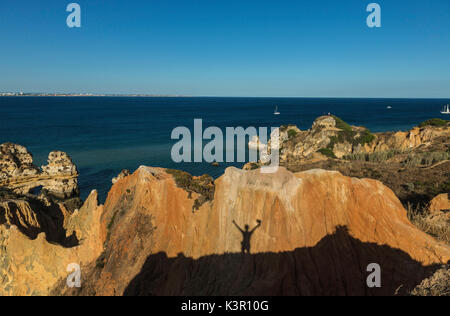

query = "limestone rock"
(0, 143), (39, 181)
(42, 151), (77, 176)
(0, 143), (79, 201)
(429, 194), (450, 213)
(112, 169), (131, 184)
(242, 162), (260, 170)
(365, 124), (449, 153)
(265, 116), (450, 164)
(312, 115), (336, 129)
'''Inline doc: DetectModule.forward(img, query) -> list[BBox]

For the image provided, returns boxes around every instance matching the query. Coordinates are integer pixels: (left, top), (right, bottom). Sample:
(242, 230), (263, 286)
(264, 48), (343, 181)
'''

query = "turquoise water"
(0, 97), (449, 201)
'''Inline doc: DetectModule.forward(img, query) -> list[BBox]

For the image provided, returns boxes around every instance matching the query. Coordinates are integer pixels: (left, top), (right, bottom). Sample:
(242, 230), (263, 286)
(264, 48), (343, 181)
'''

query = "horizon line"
(1, 93), (450, 100)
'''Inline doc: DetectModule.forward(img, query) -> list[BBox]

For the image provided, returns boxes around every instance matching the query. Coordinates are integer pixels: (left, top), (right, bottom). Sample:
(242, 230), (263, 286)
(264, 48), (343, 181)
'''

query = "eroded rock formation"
(369, 125), (450, 153)
(0, 191), (103, 296)
(0, 143), (79, 201)
(112, 169), (131, 184)
(261, 116), (450, 163)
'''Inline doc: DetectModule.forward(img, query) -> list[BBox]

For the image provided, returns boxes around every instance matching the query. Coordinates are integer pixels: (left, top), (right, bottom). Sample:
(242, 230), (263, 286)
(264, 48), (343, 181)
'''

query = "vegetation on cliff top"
(331, 115), (376, 146)
(318, 147), (337, 158)
(166, 169), (215, 211)
(287, 129), (298, 139)
(318, 116), (376, 157)
(418, 118), (449, 128)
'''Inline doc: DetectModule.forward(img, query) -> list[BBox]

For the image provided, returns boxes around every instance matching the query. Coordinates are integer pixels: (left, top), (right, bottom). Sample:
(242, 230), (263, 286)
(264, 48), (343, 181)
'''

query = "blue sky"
(0, 0), (449, 97)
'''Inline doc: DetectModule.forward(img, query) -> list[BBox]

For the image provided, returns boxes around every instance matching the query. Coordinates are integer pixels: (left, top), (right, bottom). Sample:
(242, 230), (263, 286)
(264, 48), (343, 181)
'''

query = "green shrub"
(287, 129), (298, 139)
(318, 148), (337, 158)
(418, 118), (448, 128)
(166, 169), (215, 212)
(331, 115), (375, 146)
(358, 130), (376, 145)
(331, 115), (352, 133)
(327, 136), (338, 150)
(279, 124), (298, 132)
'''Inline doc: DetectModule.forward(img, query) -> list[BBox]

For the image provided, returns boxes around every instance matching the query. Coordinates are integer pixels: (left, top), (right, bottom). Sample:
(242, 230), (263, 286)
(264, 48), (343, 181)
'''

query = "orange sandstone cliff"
(51, 166), (449, 296)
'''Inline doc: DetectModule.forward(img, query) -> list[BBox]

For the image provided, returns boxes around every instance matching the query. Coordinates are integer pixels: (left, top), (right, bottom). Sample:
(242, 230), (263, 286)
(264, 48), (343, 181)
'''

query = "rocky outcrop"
(260, 116), (450, 164)
(55, 166), (449, 296)
(366, 125), (450, 153)
(262, 116), (376, 162)
(0, 143), (79, 202)
(0, 191), (103, 296)
(0, 144), (92, 295)
(0, 143), (39, 180)
(112, 169), (131, 184)
(429, 194), (450, 213)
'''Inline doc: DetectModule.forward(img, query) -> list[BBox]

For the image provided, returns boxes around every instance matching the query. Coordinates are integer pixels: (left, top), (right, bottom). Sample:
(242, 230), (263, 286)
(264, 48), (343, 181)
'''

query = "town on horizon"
(1, 92), (449, 99)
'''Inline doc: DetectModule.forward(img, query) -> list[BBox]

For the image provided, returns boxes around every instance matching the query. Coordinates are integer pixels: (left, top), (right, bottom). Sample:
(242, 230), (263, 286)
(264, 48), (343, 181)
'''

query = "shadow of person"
(233, 219), (262, 254)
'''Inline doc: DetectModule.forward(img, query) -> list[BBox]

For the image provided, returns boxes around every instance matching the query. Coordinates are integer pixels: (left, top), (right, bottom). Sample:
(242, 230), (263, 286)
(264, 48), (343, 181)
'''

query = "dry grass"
(405, 151), (450, 167)
(410, 266), (450, 296)
(344, 150), (401, 163)
(407, 203), (450, 244)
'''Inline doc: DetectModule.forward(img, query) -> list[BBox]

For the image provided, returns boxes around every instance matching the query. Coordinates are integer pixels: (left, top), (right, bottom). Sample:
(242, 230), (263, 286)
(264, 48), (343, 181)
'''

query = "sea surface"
(1, 97), (449, 201)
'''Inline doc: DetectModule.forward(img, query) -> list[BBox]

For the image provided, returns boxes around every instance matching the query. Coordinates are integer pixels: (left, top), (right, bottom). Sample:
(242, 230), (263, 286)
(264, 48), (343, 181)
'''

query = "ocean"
(1, 96), (449, 201)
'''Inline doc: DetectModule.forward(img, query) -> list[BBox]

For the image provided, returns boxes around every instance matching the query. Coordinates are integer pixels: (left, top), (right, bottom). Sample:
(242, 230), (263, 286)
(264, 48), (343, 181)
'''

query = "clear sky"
(1, 0), (449, 97)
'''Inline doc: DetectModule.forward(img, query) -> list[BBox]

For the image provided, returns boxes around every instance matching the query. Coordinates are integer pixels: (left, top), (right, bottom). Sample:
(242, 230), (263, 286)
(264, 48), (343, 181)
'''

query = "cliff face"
(0, 143), (103, 295)
(0, 191), (104, 296)
(58, 167), (449, 296)
(367, 125), (450, 153)
(0, 143), (79, 201)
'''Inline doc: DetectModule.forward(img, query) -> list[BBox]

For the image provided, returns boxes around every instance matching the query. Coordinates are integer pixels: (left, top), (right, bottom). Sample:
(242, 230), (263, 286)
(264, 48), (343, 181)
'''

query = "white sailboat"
(274, 106), (280, 115)
(441, 104), (450, 114)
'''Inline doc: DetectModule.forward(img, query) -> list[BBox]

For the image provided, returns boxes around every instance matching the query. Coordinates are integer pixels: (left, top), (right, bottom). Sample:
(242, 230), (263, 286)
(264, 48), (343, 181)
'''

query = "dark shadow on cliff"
(123, 226), (445, 296)
(233, 219), (262, 254)
(0, 189), (79, 248)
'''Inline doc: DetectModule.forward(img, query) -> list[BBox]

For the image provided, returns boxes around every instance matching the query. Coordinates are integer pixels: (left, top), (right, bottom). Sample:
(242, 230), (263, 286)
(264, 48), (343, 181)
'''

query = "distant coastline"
(1, 93), (449, 99)
(0, 92), (187, 97)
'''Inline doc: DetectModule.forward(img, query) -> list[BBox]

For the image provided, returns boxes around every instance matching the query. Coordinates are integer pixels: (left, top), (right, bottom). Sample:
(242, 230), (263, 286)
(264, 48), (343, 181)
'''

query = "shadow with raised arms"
(123, 226), (445, 296)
